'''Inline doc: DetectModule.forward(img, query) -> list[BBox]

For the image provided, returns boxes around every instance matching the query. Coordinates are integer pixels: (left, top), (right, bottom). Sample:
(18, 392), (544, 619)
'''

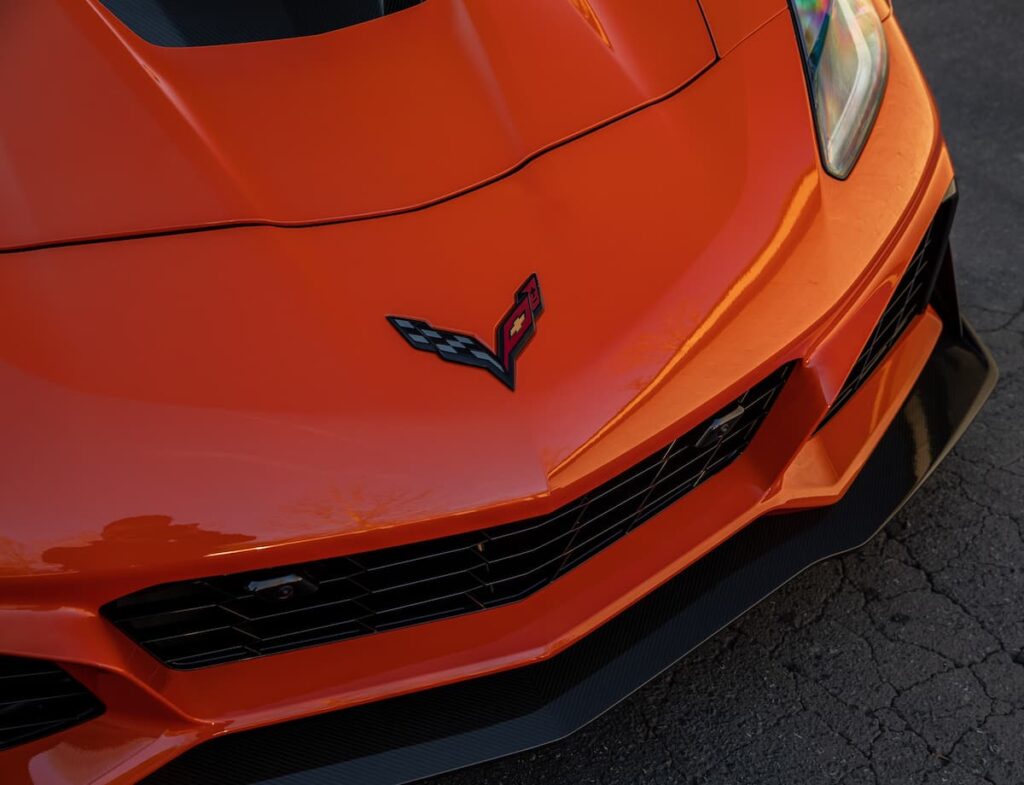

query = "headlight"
(792, 0), (889, 178)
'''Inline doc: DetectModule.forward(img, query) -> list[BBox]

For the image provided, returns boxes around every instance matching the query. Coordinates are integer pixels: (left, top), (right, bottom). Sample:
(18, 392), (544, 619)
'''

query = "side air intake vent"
(98, 0), (425, 47)
(0, 656), (104, 751)
(104, 364), (793, 669)
(818, 190), (958, 430)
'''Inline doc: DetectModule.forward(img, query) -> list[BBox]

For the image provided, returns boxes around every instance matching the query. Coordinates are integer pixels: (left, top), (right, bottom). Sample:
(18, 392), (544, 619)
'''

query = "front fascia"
(0, 12), (955, 784)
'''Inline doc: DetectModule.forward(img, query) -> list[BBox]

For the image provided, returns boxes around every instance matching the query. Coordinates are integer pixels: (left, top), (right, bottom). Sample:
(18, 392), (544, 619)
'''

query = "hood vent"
(98, 0), (424, 47)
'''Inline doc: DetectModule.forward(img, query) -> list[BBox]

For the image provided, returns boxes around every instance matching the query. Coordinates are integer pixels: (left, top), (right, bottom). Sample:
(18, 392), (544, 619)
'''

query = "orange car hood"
(0, 0), (714, 252)
(0, 8), (867, 590)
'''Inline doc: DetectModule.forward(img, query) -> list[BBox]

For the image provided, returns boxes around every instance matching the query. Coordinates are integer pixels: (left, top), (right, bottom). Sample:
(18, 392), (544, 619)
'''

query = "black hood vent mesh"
(99, 0), (424, 47)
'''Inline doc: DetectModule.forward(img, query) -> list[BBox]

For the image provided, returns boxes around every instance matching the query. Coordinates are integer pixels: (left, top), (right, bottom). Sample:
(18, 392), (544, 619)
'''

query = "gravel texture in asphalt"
(427, 2), (1024, 782)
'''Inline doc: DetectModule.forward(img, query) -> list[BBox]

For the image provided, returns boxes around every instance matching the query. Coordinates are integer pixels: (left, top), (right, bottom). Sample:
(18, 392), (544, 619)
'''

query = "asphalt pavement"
(427, 2), (1024, 782)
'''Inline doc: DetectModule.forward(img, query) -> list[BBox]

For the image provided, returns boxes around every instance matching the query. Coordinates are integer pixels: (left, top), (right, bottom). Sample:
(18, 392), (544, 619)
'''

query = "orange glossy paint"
(698, 0), (788, 55)
(0, 0), (714, 251)
(1, 4), (953, 784)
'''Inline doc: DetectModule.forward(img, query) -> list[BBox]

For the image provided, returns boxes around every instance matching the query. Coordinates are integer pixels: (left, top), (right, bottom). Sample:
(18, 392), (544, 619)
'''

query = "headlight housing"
(792, 0), (889, 178)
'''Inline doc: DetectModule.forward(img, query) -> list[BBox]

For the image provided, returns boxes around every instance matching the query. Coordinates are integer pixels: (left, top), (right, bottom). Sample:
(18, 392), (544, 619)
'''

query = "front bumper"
(140, 317), (997, 785)
(0, 10), (998, 785)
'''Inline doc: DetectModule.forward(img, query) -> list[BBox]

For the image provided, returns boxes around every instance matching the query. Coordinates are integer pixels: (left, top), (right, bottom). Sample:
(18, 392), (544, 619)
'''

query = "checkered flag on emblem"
(387, 274), (543, 390)
(387, 317), (506, 377)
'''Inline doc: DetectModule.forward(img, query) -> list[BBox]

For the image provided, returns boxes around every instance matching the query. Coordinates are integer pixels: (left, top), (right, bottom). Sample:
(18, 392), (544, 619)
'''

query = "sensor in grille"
(0, 656), (104, 751)
(103, 364), (793, 669)
(818, 196), (956, 430)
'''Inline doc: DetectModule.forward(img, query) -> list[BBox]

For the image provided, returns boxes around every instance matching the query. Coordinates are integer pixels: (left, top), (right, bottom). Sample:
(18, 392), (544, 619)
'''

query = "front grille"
(104, 365), (793, 670)
(818, 196), (955, 430)
(0, 656), (104, 751)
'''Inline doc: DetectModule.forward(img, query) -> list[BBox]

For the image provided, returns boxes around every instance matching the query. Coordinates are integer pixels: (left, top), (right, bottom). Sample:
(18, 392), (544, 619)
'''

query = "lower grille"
(104, 364), (793, 670)
(818, 193), (956, 429)
(0, 656), (104, 751)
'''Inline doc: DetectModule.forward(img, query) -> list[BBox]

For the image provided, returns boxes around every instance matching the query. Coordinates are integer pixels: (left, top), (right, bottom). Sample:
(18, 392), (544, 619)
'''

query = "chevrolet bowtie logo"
(387, 274), (544, 391)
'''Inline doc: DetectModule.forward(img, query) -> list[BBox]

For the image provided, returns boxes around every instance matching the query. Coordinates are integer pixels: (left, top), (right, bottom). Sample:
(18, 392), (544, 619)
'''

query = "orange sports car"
(0, 1), (997, 783)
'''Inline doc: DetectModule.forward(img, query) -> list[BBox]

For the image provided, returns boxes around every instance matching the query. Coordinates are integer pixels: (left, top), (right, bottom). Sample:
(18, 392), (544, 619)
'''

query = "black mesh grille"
(818, 202), (954, 430)
(103, 365), (793, 670)
(98, 0), (425, 47)
(0, 656), (104, 751)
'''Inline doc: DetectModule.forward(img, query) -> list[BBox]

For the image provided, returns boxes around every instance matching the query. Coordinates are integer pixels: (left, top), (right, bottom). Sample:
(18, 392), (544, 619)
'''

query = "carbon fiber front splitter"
(142, 319), (997, 785)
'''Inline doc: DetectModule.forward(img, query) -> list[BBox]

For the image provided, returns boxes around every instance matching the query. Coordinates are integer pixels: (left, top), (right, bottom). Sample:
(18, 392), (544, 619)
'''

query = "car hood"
(0, 9), (870, 590)
(0, 0), (714, 252)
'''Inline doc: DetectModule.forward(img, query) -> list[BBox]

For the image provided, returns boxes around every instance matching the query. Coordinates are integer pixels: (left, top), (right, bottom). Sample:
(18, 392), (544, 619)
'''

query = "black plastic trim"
(140, 319), (996, 785)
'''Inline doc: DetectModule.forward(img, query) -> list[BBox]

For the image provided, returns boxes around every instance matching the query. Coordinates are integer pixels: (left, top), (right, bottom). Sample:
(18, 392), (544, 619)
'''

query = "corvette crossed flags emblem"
(387, 274), (544, 391)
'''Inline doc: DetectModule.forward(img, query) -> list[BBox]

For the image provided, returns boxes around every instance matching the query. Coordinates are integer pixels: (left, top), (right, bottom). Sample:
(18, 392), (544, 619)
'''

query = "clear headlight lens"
(793, 0), (889, 178)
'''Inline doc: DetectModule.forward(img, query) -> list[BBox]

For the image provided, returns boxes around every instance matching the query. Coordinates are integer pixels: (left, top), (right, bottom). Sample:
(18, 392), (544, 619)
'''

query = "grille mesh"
(818, 209), (950, 430)
(0, 656), (104, 751)
(104, 365), (793, 669)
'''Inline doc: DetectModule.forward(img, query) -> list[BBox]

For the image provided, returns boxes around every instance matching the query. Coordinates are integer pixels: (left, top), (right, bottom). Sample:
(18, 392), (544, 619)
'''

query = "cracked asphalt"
(427, 2), (1024, 783)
